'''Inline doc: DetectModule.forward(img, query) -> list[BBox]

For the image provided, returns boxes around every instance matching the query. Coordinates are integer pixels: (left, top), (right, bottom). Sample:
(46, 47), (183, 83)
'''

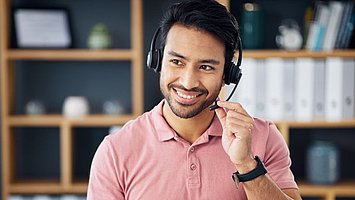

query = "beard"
(160, 81), (222, 119)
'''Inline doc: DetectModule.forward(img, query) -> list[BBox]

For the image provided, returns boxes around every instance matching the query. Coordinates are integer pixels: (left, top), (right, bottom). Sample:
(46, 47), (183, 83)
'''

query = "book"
(323, 1), (344, 51)
(335, 1), (353, 49)
(314, 2), (330, 50)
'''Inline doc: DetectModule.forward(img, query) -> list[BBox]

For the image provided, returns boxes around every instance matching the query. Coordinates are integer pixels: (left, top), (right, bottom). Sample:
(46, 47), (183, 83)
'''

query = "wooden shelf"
(9, 180), (61, 194)
(275, 119), (355, 129)
(6, 49), (134, 61)
(9, 181), (87, 194)
(241, 49), (355, 59)
(8, 114), (136, 127)
(299, 180), (355, 197)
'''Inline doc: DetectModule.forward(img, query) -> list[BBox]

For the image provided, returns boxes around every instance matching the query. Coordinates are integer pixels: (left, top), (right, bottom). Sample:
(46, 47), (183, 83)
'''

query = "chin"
(166, 95), (215, 119)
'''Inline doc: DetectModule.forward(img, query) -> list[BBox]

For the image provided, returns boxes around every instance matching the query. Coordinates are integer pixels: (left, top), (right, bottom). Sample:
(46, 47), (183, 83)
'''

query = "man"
(87, 0), (302, 199)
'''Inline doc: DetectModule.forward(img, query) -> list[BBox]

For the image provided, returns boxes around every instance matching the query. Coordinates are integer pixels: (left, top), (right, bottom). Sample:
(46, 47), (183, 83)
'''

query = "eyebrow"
(167, 50), (221, 65)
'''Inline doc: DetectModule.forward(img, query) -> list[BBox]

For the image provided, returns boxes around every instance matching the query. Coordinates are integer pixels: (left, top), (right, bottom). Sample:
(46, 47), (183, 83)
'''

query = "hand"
(215, 101), (256, 170)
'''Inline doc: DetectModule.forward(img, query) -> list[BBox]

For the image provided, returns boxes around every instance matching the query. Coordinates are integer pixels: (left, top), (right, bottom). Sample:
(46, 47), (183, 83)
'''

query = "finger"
(226, 110), (255, 124)
(217, 101), (251, 118)
(225, 117), (254, 133)
(225, 123), (253, 139)
(215, 107), (227, 128)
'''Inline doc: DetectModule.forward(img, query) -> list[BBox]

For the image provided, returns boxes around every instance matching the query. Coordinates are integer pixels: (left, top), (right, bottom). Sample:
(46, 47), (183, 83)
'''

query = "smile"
(172, 88), (204, 105)
(176, 90), (198, 99)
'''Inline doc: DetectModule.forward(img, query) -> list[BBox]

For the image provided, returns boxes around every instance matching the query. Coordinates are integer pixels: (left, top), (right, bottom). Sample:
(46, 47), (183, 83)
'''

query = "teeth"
(176, 90), (198, 99)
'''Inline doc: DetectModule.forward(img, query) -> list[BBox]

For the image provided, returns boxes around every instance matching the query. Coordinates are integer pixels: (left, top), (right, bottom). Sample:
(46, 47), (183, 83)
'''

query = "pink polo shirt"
(87, 100), (297, 200)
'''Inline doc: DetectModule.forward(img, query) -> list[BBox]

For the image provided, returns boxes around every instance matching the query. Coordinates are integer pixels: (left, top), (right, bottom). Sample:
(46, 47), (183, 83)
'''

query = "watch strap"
(232, 156), (267, 188)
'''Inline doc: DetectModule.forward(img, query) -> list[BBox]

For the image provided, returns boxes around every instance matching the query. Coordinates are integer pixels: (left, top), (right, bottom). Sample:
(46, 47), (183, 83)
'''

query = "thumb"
(215, 107), (227, 128)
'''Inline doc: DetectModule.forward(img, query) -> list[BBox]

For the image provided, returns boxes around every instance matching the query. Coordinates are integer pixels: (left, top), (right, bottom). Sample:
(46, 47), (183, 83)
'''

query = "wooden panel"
(299, 181), (355, 196)
(8, 114), (135, 127)
(242, 50), (355, 59)
(7, 49), (134, 60)
(276, 120), (355, 129)
(131, 0), (144, 116)
(60, 121), (72, 190)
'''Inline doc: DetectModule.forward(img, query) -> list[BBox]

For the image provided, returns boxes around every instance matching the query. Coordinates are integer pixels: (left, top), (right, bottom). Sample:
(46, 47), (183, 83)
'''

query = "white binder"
(295, 58), (315, 121)
(265, 58), (284, 120)
(326, 58), (355, 120)
(255, 59), (266, 119)
(283, 59), (295, 120)
(313, 59), (326, 120)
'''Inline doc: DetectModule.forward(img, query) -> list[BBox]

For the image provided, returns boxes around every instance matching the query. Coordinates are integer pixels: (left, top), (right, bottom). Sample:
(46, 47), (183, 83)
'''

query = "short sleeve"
(87, 136), (125, 200)
(263, 122), (298, 189)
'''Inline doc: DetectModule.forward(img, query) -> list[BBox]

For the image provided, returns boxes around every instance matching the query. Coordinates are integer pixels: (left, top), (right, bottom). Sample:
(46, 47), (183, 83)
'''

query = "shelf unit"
(225, 0), (355, 194)
(1, 0), (143, 199)
(241, 50), (355, 200)
(0, 0), (354, 199)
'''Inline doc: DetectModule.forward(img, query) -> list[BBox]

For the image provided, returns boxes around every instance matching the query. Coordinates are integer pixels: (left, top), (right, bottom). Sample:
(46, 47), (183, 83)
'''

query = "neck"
(162, 101), (215, 144)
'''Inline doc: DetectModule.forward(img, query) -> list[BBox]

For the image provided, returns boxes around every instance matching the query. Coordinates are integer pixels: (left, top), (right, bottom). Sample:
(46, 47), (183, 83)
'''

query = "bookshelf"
(238, 50), (355, 200)
(243, 49), (355, 59)
(225, 0), (355, 199)
(240, 52), (355, 200)
(1, 0), (143, 199)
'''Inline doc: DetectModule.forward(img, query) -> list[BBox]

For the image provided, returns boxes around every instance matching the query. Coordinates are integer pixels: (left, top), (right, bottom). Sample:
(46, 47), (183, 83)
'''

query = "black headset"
(146, 26), (243, 110)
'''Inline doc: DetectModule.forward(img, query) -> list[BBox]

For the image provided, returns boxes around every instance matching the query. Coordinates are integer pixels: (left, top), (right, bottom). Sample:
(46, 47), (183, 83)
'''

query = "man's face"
(160, 24), (225, 119)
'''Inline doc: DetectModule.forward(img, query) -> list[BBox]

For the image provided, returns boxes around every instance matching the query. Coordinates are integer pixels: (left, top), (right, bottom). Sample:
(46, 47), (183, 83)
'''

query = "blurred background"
(1, 0), (354, 199)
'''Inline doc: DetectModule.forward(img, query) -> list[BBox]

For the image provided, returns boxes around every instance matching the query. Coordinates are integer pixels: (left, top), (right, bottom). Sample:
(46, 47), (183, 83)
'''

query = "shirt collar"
(152, 100), (223, 142)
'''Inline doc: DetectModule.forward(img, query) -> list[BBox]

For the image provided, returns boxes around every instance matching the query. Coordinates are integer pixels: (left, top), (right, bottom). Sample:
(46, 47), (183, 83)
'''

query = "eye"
(200, 65), (215, 71)
(170, 59), (183, 66)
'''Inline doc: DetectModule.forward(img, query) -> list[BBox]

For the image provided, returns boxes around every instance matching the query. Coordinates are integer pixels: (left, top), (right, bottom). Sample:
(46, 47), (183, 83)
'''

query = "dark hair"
(159, 0), (240, 64)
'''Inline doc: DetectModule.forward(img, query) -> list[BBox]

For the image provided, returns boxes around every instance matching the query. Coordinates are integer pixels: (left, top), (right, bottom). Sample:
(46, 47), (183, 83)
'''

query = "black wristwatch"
(232, 156), (267, 188)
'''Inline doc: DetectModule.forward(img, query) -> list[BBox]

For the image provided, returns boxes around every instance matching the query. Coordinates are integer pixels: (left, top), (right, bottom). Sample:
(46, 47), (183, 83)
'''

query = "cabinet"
(1, 0), (143, 199)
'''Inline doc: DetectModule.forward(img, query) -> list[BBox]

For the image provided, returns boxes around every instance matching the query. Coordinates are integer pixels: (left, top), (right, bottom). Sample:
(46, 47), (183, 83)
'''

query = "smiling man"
(87, 1), (302, 199)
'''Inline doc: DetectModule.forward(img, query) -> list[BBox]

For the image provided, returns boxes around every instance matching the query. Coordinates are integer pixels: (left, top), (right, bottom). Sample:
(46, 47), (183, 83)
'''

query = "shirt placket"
(187, 145), (200, 188)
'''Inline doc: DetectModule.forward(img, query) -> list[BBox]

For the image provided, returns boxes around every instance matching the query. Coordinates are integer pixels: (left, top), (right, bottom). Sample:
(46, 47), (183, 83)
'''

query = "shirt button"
(190, 163), (197, 171)
(190, 147), (195, 153)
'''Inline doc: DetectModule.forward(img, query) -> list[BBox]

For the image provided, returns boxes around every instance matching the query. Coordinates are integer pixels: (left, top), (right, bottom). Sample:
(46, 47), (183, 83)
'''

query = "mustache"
(168, 83), (208, 94)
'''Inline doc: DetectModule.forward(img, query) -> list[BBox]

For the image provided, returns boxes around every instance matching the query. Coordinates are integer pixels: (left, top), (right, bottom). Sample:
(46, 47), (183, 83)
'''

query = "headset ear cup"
(146, 50), (154, 69)
(146, 49), (162, 73)
(155, 49), (162, 72)
(224, 63), (242, 86)
(230, 64), (242, 86)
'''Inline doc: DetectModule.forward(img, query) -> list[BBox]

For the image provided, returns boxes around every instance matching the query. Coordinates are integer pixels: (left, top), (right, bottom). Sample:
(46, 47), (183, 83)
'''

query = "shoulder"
(252, 117), (282, 141)
(107, 110), (156, 145)
(252, 118), (289, 159)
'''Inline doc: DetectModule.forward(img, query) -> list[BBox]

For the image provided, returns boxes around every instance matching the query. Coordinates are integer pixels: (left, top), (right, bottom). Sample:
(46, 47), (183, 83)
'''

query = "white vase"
(63, 96), (90, 118)
(32, 195), (52, 200)
(60, 195), (79, 200)
(25, 100), (46, 115)
(103, 100), (125, 115)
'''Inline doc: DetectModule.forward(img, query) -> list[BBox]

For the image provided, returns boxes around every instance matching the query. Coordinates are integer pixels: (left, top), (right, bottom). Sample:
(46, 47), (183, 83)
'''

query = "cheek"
(203, 77), (223, 93)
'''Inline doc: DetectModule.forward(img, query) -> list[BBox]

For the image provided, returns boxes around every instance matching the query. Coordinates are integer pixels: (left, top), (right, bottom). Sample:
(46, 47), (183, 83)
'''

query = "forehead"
(164, 24), (225, 60)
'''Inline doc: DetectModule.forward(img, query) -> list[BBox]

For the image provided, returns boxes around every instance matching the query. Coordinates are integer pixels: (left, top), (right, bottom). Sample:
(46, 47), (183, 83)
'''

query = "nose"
(179, 65), (199, 90)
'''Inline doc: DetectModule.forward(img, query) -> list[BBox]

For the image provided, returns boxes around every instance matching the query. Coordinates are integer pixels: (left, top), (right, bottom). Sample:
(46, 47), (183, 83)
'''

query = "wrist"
(232, 156), (268, 188)
(234, 156), (257, 174)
